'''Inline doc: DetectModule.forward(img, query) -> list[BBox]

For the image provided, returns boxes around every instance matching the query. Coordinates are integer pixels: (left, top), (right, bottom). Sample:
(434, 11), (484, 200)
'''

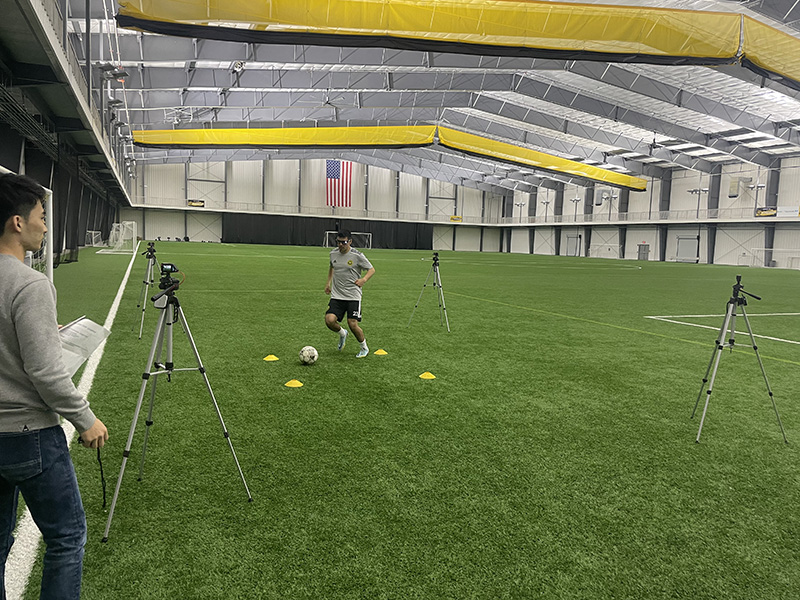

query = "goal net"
(85, 230), (104, 247)
(749, 248), (800, 269)
(323, 230), (373, 249)
(97, 221), (137, 255)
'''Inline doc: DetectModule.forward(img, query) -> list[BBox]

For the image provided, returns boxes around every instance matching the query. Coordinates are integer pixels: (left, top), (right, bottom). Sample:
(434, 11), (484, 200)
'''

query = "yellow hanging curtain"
(118, 1), (740, 62)
(437, 127), (646, 191)
(133, 126), (647, 191)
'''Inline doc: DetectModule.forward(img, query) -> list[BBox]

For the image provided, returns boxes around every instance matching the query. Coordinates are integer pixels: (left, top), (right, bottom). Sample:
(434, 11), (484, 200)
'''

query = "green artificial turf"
(21, 243), (800, 599)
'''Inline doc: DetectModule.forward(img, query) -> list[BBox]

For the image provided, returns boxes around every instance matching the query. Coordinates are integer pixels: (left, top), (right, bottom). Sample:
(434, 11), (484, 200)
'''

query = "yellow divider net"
(133, 126), (647, 191)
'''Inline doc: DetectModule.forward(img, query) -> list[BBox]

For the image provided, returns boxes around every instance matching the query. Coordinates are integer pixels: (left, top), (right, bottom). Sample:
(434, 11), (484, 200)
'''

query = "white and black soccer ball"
(299, 345), (318, 365)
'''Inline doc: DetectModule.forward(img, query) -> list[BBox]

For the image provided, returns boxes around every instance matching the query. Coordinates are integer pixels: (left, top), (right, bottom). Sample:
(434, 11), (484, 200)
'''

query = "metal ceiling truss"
(64, 9), (800, 195)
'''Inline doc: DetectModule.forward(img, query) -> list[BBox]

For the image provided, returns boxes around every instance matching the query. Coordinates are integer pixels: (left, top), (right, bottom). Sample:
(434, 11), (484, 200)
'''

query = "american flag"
(326, 159), (352, 207)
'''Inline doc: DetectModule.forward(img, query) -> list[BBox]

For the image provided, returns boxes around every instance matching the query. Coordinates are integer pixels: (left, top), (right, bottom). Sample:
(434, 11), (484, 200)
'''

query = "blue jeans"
(0, 426), (86, 600)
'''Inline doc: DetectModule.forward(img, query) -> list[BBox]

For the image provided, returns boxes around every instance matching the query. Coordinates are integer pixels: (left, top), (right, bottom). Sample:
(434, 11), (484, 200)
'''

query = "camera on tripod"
(432, 252), (439, 265)
(158, 263), (180, 289)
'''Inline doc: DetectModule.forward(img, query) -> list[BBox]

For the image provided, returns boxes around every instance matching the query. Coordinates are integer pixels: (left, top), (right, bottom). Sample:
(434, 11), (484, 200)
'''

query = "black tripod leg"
(740, 308), (789, 443)
(407, 264), (434, 328)
(103, 307), (168, 542)
(693, 302), (733, 418)
(138, 325), (166, 480)
(176, 306), (253, 501)
(695, 303), (735, 442)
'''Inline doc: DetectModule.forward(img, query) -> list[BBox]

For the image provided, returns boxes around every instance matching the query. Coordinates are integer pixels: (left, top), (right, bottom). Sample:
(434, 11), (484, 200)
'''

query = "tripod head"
(730, 274), (761, 306)
(141, 242), (157, 260)
(432, 252), (439, 266)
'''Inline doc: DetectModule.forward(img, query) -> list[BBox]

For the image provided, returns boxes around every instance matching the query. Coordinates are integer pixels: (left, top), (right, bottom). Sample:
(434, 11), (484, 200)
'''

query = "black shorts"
(327, 298), (362, 322)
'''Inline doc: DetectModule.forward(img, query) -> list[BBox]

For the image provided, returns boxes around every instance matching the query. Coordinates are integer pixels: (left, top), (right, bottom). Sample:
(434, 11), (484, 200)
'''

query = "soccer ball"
(299, 345), (318, 365)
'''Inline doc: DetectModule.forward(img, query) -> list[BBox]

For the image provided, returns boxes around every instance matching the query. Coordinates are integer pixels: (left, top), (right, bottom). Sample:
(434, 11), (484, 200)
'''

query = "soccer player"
(324, 230), (375, 358)
(0, 173), (108, 600)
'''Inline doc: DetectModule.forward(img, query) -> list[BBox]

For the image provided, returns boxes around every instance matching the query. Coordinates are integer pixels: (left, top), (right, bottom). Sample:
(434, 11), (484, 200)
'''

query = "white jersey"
(329, 248), (373, 300)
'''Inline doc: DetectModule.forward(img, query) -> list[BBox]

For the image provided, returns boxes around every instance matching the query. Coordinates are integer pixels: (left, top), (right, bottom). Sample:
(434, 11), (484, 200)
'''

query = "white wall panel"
(146, 209), (187, 241)
(187, 179), (225, 208)
(398, 173), (426, 216)
(460, 188), (482, 220)
(536, 188), (557, 221)
(454, 226), (481, 251)
(510, 228), (530, 254)
(433, 225), (454, 250)
(777, 157), (800, 214)
(533, 227), (555, 255)
(482, 227), (501, 252)
(589, 227), (620, 259)
(772, 224), (800, 268)
(484, 193), (503, 222)
(144, 164), (185, 207)
(665, 226), (706, 263)
(628, 178), (660, 215)
(366, 166), (395, 214)
(713, 225), (765, 266)
(187, 212), (222, 243)
(625, 226), (658, 260)
(227, 161), (262, 208)
(265, 159), (299, 210)
(720, 164), (763, 212)
(670, 170), (709, 212)
(301, 159), (327, 210)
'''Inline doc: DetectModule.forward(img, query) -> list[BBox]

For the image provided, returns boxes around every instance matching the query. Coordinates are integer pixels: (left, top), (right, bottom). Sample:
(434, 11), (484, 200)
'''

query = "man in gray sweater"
(0, 173), (108, 599)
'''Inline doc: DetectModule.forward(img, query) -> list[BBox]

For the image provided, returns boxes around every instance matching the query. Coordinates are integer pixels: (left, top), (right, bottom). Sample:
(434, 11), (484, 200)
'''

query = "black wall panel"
(0, 125), (23, 172)
(222, 213), (433, 250)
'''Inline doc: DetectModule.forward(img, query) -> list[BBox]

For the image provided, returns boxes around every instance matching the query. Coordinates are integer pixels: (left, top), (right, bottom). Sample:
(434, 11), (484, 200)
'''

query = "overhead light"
(110, 69), (129, 79)
(97, 62), (115, 72)
(232, 61), (245, 73)
(107, 98), (123, 107)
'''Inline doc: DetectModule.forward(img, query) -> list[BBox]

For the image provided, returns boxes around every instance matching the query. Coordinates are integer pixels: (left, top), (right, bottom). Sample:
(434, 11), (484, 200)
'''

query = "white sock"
(360, 340), (368, 349)
(339, 329), (347, 337)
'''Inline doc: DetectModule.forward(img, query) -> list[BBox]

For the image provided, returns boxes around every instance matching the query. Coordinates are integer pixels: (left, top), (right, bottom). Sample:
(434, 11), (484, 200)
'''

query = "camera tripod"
(136, 243), (158, 339)
(407, 252), (450, 332)
(103, 275), (253, 542)
(692, 275), (787, 443)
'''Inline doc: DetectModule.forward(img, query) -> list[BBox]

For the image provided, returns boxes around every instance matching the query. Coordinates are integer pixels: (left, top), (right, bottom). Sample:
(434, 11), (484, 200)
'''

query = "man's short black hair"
(337, 229), (351, 240)
(0, 173), (45, 232)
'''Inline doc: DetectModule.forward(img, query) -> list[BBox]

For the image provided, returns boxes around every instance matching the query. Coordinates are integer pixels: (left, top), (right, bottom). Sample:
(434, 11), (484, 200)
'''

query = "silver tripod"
(136, 242), (158, 339)
(407, 251), (450, 332)
(692, 275), (787, 444)
(103, 269), (253, 542)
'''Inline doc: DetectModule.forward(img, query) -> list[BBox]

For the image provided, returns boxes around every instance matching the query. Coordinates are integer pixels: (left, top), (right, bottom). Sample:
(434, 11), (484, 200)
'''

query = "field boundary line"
(644, 314), (800, 346)
(448, 292), (800, 366)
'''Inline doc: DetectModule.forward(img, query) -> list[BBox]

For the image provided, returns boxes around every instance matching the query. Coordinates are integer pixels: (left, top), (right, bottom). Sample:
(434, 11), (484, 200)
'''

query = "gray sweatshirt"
(0, 254), (97, 433)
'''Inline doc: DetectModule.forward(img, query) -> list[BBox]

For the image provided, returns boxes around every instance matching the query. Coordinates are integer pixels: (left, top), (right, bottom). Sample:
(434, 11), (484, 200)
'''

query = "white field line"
(645, 313), (800, 345)
(5, 243), (140, 600)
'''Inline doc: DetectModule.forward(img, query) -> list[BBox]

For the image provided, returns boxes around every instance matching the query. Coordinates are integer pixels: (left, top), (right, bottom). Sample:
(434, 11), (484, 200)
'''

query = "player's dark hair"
(337, 229), (351, 240)
(0, 173), (45, 233)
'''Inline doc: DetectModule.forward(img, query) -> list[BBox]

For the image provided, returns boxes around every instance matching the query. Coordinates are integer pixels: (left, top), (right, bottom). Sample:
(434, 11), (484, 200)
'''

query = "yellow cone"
(419, 372), (436, 379)
(263, 355), (279, 361)
(284, 379), (303, 388)
(374, 349), (388, 355)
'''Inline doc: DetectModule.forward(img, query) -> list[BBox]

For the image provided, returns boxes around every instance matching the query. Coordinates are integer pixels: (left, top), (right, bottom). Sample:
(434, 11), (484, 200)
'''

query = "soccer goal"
(323, 230), (373, 249)
(85, 230), (104, 247)
(97, 221), (137, 255)
(749, 247), (800, 269)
